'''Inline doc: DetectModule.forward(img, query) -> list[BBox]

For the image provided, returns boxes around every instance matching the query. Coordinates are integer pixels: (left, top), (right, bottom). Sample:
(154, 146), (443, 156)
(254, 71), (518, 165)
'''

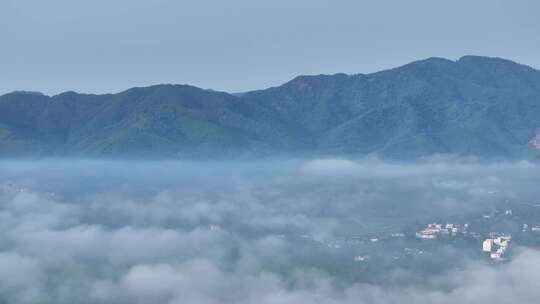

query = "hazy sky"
(1, 0), (539, 95)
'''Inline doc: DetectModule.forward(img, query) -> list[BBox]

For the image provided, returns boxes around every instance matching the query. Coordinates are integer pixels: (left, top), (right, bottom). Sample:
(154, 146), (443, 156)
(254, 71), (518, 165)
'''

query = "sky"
(1, 0), (540, 95)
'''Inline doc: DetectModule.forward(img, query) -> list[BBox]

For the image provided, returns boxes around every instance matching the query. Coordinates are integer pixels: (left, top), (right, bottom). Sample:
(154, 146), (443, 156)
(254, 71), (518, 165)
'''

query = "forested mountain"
(2, 56), (540, 158)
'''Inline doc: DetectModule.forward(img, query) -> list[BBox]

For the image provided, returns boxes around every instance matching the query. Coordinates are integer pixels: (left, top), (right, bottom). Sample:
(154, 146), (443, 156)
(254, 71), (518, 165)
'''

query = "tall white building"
(483, 239), (493, 252)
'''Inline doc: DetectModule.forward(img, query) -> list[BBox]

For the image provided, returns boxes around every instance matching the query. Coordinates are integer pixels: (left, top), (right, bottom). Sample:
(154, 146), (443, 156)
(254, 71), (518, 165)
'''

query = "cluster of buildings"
(353, 255), (369, 262)
(522, 224), (540, 233)
(415, 223), (468, 239)
(483, 235), (511, 261)
(404, 247), (424, 255)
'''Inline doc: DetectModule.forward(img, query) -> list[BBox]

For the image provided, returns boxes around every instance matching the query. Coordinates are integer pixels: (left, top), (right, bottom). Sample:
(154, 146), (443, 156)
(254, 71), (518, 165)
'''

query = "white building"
(483, 239), (493, 252)
(416, 231), (437, 239)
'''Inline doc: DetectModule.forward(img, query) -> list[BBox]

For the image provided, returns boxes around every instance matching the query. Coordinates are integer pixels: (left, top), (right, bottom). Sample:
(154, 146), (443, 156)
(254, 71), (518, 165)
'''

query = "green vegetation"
(1, 56), (540, 158)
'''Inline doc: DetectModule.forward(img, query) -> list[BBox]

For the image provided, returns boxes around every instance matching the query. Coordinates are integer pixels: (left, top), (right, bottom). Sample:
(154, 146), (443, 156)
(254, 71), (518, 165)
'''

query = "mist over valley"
(1, 158), (540, 303)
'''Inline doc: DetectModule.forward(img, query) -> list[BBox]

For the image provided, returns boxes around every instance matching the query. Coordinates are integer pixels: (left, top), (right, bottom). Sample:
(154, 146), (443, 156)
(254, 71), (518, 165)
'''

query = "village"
(254, 205), (540, 265)
(413, 206), (540, 262)
(414, 221), (514, 261)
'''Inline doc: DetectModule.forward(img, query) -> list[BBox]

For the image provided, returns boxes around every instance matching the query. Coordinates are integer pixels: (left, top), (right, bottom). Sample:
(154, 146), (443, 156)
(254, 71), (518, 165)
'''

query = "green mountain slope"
(1, 56), (540, 158)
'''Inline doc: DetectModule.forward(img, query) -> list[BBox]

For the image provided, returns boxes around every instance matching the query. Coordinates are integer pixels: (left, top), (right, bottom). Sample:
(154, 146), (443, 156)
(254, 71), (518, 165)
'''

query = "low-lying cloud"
(0, 158), (539, 303)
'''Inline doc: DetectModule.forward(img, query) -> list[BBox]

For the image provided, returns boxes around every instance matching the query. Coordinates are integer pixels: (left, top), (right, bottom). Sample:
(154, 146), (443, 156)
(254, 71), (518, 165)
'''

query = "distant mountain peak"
(287, 73), (351, 83)
(6, 90), (46, 97)
(458, 55), (512, 62)
(457, 55), (535, 70)
(419, 57), (454, 64)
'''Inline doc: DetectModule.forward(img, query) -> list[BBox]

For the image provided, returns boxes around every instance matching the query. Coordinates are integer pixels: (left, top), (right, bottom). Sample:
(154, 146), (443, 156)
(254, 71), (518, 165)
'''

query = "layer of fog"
(0, 157), (539, 304)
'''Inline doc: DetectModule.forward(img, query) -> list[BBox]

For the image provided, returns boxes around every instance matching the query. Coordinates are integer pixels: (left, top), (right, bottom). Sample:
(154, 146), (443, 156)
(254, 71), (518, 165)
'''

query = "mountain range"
(1, 55), (540, 159)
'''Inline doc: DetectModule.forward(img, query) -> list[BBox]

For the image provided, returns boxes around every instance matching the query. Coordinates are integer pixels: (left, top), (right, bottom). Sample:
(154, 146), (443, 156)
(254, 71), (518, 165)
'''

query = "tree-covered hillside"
(1, 56), (540, 158)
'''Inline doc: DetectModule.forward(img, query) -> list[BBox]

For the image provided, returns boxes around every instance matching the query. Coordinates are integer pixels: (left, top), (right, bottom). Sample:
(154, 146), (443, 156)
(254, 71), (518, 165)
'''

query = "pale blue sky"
(1, 0), (539, 95)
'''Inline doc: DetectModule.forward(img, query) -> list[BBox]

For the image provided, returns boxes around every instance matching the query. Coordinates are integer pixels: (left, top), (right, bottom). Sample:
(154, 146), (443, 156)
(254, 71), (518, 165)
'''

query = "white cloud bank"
(0, 158), (538, 303)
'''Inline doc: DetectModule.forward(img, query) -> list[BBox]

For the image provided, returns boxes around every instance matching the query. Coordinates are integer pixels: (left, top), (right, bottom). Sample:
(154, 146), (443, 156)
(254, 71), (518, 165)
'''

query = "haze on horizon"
(1, 0), (540, 95)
